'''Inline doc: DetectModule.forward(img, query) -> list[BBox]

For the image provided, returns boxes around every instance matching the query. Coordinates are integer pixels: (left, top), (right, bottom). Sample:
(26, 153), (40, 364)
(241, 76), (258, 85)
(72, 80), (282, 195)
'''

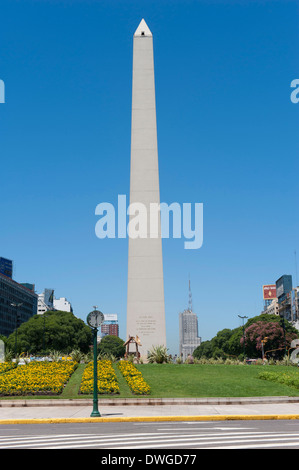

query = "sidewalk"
(1, 397), (299, 423)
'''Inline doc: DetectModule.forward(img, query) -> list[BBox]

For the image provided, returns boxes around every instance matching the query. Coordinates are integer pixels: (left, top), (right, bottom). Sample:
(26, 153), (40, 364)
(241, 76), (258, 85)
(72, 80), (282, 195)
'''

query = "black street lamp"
(238, 315), (248, 359)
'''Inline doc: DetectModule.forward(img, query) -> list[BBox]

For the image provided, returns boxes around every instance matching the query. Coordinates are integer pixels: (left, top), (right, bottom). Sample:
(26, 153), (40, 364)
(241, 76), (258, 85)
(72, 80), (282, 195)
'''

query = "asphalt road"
(1, 420), (299, 450)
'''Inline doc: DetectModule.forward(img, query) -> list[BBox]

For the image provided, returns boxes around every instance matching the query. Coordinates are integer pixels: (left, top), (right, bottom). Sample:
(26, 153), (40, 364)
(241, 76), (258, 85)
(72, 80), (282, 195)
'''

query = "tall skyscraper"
(126, 19), (166, 357)
(179, 281), (201, 361)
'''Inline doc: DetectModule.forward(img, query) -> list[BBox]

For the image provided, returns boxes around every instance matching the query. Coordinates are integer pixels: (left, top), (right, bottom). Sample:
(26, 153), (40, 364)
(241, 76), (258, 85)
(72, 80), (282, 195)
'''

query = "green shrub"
(147, 345), (170, 364)
(258, 370), (299, 389)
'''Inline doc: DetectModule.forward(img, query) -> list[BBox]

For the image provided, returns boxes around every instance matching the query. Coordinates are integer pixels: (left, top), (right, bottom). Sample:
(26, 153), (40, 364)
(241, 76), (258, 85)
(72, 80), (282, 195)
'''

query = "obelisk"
(126, 19), (166, 358)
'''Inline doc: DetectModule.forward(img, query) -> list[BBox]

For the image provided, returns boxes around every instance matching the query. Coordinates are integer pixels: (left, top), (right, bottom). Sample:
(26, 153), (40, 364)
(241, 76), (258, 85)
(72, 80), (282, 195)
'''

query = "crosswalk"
(1, 428), (299, 449)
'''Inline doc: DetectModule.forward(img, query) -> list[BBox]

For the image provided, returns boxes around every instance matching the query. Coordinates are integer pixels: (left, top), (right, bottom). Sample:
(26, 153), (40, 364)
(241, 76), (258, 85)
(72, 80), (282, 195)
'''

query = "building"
(0, 272), (38, 336)
(53, 297), (73, 313)
(261, 276), (299, 328)
(37, 289), (54, 315)
(291, 287), (299, 330)
(20, 283), (35, 291)
(262, 298), (279, 316)
(276, 275), (292, 303)
(38, 289), (73, 314)
(101, 314), (119, 337)
(101, 323), (119, 337)
(179, 310), (201, 361)
(179, 282), (201, 361)
(276, 275), (293, 322)
(126, 19), (166, 357)
(262, 284), (277, 310)
(0, 257), (13, 279)
(261, 284), (279, 316)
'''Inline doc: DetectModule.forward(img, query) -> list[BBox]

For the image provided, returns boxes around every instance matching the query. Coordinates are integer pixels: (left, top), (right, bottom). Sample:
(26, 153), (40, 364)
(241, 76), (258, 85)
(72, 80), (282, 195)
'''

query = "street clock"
(87, 309), (104, 329)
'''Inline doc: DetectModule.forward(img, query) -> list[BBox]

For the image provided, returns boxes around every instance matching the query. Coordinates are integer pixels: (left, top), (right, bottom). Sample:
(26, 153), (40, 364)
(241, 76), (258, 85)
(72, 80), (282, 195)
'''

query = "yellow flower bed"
(118, 361), (151, 395)
(0, 363), (17, 375)
(80, 360), (120, 394)
(0, 361), (77, 396)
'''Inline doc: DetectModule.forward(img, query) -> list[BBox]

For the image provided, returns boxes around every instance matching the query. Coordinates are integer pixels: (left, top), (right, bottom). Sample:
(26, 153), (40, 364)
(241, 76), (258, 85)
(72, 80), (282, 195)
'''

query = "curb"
(1, 397), (299, 424)
(1, 396), (299, 407)
(1, 414), (299, 425)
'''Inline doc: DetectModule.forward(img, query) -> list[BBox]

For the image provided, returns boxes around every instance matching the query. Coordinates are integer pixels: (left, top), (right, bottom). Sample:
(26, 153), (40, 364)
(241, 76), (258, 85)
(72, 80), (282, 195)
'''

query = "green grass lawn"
(2, 363), (299, 400)
(54, 363), (299, 399)
(135, 364), (299, 398)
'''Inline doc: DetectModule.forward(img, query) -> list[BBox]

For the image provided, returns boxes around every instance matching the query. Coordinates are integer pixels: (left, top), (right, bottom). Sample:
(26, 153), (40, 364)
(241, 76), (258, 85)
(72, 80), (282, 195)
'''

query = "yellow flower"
(118, 361), (150, 395)
(80, 360), (120, 395)
(0, 361), (77, 396)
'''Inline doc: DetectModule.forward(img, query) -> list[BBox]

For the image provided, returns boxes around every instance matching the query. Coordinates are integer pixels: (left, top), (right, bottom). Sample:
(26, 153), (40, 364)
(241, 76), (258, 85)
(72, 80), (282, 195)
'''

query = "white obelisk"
(126, 19), (166, 358)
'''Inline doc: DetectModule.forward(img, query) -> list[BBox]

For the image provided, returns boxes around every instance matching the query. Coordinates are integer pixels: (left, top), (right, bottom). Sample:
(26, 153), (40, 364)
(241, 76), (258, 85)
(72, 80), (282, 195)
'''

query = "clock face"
(87, 310), (104, 328)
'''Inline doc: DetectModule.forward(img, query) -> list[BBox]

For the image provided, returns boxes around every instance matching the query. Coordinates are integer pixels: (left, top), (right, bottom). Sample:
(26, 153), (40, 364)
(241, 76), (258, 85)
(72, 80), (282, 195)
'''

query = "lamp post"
(11, 302), (23, 358)
(238, 315), (248, 359)
(91, 326), (100, 417)
(86, 307), (104, 418)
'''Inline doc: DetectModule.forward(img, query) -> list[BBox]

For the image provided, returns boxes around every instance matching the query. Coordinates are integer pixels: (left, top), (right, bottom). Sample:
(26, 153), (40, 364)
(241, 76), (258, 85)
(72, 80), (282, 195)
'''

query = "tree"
(193, 327), (243, 359)
(242, 320), (297, 359)
(212, 329), (235, 358)
(245, 314), (298, 335)
(0, 335), (7, 345)
(227, 328), (244, 357)
(193, 314), (299, 361)
(6, 311), (92, 354)
(193, 340), (213, 359)
(98, 335), (125, 359)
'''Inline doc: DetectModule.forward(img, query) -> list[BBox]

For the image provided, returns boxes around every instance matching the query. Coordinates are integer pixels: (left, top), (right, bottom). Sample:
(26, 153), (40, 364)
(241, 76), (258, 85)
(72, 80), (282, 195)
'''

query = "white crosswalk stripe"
(0, 432), (175, 448)
(0, 429), (299, 449)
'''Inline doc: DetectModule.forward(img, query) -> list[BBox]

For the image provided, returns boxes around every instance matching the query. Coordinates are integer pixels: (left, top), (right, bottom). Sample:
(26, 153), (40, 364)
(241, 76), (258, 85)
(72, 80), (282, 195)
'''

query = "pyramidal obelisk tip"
(134, 18), (152, 37)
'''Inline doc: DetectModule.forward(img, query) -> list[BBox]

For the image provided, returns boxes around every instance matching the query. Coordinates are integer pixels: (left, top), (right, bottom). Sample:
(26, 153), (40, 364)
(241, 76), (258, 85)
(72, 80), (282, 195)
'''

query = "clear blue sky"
(1, 0), (298, 354)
